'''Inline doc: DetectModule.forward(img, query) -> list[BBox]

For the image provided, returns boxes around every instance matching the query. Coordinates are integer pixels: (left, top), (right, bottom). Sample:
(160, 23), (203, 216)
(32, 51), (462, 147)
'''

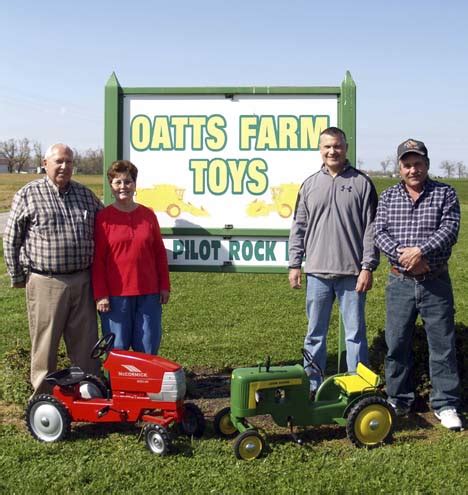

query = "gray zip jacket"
(288, 162), (379, 275)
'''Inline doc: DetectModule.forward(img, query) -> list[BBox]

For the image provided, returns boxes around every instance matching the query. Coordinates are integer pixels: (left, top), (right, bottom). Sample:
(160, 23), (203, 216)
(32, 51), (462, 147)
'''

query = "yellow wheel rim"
(238, 435), (263, 460)
(167, 204), (181, 217)
(354, 404), (392, 445)
(279, 204), (292, 218)
(219, 414), (237, 436)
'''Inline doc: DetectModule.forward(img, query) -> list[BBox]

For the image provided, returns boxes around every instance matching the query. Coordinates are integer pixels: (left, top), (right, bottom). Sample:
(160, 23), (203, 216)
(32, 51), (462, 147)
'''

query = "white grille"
(147, 369), (186, 402)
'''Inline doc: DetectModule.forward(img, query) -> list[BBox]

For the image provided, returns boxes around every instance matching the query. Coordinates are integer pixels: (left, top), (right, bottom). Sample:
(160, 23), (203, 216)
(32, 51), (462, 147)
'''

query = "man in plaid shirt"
(375, 138), (462, 430)
(3, 143), (102, 396)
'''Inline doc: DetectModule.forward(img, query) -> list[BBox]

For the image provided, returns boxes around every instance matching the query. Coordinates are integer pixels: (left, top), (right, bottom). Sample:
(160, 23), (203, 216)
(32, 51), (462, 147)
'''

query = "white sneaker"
(434, 408), (462, 430)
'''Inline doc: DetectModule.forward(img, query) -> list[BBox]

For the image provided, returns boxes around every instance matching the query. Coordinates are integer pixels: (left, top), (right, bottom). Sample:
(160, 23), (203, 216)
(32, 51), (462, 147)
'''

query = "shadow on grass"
(369, 323), (468, 411)
(71, 421), (199, 456)
(72, 421), (138, 440)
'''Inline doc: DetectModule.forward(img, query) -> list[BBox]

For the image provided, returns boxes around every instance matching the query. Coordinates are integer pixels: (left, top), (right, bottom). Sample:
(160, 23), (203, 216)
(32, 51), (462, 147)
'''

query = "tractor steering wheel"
(91, 333), (115, 359)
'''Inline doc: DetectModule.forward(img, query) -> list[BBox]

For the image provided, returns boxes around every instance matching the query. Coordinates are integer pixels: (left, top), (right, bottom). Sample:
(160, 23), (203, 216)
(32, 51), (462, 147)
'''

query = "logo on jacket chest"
(340, 185), (353, 192)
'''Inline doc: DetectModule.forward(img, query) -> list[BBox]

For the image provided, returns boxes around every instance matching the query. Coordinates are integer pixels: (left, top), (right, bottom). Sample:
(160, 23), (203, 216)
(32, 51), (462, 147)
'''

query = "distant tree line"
(0, 138), (103, 175)
(359, 155), (467, 179)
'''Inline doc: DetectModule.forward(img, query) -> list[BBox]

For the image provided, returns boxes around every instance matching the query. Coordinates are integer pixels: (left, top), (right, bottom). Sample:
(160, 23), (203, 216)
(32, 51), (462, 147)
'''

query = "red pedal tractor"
(26, 334), (205, 454)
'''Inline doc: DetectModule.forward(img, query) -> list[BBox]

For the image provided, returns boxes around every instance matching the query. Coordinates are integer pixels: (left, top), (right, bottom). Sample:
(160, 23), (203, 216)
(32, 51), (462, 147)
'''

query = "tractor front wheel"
(346, 396), (395, 448)
(26, 394), (71, 442)
(179, 403), (205, 438)
(213, 407), (238, 438)
(234, 430), (265, 460)
(144, 424), (171, 455)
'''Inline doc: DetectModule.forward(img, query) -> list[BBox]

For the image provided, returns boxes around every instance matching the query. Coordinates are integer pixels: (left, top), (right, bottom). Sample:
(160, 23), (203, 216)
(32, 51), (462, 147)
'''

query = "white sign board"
(163, 235), (290, 269)
(122, 94), (337, 236)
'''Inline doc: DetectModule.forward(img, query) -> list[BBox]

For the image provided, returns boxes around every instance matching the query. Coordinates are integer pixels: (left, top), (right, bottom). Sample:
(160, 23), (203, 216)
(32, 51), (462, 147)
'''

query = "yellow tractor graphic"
(246, 183), (300, 218)
(137, 184), (209, 218)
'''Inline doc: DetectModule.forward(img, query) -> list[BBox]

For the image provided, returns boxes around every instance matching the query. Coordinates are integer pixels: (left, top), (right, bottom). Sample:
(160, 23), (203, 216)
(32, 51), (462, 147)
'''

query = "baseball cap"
(397, 139), (429, 161)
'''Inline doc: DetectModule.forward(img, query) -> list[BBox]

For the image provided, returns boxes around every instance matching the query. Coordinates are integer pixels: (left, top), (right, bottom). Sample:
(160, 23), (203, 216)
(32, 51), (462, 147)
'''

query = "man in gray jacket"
(289, 127), (379, 392)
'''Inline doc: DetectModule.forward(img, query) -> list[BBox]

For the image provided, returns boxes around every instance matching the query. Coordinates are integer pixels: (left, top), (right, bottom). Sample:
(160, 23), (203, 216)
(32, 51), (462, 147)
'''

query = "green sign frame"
(103, 71), (356, 272)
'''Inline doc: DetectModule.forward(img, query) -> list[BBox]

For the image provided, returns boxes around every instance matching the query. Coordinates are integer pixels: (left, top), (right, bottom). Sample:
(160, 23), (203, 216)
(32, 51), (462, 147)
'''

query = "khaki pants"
(26, 270), (99, 395)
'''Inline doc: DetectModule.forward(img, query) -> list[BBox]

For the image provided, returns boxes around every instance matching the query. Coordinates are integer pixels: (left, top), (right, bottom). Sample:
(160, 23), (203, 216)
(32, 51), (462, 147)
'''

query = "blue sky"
(1, 0), (467, 174)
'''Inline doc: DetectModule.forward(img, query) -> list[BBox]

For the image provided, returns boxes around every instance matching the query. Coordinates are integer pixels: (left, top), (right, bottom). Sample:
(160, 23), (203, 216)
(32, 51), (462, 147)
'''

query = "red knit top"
(92, 204), (170, 300)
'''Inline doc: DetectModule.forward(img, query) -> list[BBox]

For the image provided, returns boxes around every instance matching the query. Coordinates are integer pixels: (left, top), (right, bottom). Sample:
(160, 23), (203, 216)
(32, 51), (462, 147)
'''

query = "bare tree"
(357, 158), (364, 170)
(380, 157), (393, 175)
(0, 138), (31, 173)
(76, 148), (103, 175)
(15, 138), (31, 173)
(440, 160), (456, 178)
(456, 161), (466, 178)
(0, 139), (17, 172)
(72, 148), (83, 173)
(380, 156), (398, 175)
(32, 141), (44, 173)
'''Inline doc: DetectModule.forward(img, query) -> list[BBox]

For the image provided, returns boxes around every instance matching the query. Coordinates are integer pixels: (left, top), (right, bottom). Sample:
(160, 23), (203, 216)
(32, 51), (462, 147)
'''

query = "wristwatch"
(361, 264), (374, 272)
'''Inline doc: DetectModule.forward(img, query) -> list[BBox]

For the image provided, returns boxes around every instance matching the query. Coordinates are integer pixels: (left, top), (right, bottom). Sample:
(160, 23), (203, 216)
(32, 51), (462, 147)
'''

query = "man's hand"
(398, 247), (423, 271)
(12, 281), (25, 289)
(407, 258), (430, 275)
(96, 297), (110, 313)
(289, 268), (302, 289)
(355, 270), (373, 293)
(160, 290), (170, 304)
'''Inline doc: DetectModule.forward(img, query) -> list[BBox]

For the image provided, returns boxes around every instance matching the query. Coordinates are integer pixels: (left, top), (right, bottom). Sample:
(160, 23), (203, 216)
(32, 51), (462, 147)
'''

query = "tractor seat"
(333, 363), (380, 395)
(45, 366), (86, 387)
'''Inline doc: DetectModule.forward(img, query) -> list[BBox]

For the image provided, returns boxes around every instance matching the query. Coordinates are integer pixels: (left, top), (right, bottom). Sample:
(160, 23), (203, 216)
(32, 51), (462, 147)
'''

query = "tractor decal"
(137, 184), (209, 218)
(246, 183), (300, 218)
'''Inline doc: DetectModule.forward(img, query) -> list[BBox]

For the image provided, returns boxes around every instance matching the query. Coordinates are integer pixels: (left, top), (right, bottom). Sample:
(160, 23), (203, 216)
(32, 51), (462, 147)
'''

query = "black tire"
(79, 375), (108, 399)
(233, 430), (265, 460)
(26, 394), (71, 442)
(179, 403), (205, 438)
(346, 396), (395, 448)
(213, 407), (238, 439)
(144, 424), (171, 455)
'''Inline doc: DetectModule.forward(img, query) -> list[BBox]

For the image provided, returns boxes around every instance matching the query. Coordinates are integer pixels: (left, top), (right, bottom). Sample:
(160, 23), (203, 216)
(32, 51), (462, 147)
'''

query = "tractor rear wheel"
(167, 204), (181, 217)
(79, 375), (108, 399)
(26, 394), (71, 442)
(179, 403), (205, 438)
(234, 430), (265, 460)
(278, 204), (292, 218)
(144, 424), (171, 455)
(213, 407), (238, 438)
(346, 396), (395, 448)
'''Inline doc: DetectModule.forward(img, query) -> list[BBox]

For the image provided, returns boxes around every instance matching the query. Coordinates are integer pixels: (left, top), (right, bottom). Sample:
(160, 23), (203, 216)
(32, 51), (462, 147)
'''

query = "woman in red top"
(92, 160), (170, 354)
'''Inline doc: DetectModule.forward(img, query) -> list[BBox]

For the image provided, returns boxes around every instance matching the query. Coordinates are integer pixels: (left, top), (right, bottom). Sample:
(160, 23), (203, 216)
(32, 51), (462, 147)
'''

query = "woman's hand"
(96, 297), (110, 312)
(160, 290), (170, 304)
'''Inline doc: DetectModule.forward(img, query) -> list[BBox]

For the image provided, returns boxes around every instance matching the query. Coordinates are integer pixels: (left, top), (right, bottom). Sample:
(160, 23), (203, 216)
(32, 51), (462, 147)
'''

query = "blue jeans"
(385, 272), (460, 412)
(99, 294), (163, 354)
(304, 275), (368, 390)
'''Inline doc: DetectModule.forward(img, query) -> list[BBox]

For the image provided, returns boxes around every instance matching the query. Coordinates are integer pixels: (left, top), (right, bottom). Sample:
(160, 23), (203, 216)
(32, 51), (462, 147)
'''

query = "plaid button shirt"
(375, 179), (460, 271)
(3, 177), (103, 284)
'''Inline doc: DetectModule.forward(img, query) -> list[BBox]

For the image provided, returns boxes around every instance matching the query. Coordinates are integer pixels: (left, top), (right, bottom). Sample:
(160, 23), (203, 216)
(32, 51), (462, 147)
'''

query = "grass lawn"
(0, 174), (103, 211)
(0, 177), (467, 494)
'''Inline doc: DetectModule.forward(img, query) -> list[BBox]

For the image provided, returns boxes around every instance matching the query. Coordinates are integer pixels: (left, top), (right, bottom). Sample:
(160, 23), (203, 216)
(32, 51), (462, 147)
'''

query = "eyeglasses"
(111, 179), (134, 186)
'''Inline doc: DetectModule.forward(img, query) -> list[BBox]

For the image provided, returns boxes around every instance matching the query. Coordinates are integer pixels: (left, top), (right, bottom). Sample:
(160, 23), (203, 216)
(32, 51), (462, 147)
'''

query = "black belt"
(390, 265), (448, 282)
(30, 268), (88, 276)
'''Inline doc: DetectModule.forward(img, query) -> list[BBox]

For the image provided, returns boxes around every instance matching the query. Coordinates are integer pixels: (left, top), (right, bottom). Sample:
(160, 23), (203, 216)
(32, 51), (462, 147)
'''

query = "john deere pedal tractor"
(214, 354), (394, 460)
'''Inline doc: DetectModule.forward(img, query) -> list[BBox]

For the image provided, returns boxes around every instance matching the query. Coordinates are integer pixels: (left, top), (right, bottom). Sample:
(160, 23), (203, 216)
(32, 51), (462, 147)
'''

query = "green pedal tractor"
(214, 354), (395, 460)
